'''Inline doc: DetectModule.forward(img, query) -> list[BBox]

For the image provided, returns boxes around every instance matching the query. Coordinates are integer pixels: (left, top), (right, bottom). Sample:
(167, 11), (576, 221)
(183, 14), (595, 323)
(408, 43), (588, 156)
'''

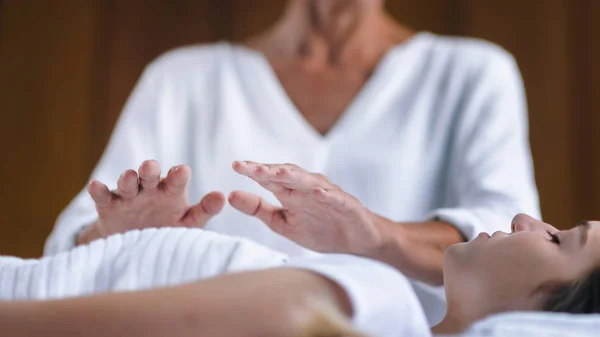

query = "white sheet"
(439, 312), (600, 337)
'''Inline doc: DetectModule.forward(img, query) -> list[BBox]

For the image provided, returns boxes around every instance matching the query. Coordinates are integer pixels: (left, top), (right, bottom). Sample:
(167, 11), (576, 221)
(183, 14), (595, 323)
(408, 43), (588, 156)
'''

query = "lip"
(476, 232), (491, 240)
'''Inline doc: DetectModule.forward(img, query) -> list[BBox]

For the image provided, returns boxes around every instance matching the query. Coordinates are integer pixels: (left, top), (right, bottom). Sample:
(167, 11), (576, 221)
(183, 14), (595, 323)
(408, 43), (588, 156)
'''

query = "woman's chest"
(273, 65), (369, 136)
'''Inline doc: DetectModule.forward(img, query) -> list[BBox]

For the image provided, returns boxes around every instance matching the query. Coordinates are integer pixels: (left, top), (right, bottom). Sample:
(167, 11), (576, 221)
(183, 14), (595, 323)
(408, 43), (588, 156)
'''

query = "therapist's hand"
(79, 160), (225, 245)
(229, 161), (383, 255)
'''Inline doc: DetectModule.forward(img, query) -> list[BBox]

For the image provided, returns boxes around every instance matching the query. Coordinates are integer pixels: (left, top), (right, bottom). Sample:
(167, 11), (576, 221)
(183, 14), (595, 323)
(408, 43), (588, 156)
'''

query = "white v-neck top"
(45, 32), (540, 325)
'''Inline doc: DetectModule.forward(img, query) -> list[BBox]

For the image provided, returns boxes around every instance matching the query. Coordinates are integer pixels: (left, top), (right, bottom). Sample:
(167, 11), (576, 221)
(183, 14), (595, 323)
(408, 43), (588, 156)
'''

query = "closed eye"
(548, 231), (560, 245)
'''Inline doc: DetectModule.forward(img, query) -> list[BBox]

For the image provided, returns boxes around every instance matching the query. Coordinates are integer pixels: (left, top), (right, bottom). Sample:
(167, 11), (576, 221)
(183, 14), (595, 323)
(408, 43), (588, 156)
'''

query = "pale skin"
(80, 160), (226, 245)
(5, 215), (600, 336)
(433, 215), (600, 333)
(0, 268), (356, 337)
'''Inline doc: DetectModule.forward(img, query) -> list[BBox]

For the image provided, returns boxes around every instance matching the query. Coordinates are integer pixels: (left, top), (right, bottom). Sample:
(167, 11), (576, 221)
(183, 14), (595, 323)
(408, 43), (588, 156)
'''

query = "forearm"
(0, 269), (352, 337)
(366, 214), (465, 285)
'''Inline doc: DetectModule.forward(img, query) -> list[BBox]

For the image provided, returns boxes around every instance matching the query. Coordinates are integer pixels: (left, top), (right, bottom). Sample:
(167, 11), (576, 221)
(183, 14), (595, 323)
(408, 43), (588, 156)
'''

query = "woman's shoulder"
(422, 33), (517, 67)
(405, 32), (523, 91)
(140, 42), (257, 81)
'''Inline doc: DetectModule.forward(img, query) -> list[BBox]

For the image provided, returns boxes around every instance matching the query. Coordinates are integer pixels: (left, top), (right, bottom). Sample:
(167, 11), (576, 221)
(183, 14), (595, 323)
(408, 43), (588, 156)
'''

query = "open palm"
(229, 161), (381, 255)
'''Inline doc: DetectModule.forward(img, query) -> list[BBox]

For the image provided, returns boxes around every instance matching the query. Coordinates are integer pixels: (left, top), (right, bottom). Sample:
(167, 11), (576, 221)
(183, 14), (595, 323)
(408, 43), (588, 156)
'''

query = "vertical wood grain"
(1, 0), (598, 256)
(0, 0), (98, 256)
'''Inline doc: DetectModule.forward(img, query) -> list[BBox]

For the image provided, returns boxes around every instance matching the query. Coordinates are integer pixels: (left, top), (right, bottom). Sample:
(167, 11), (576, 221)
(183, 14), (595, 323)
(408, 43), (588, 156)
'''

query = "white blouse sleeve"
(429, 50), (540, 240)
(287, 255), (431, 337)
(43, 64), (163, 256)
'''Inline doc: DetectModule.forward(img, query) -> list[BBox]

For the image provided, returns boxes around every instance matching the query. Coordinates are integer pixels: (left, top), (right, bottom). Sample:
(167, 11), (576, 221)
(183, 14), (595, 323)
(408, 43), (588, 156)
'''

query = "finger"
(313, 188), (353, 213)
(253, 166), (289, 194)
(234, 161), (325, 193)
(232, 161), (287, 194)
(138, 159), (161, 189)
(116, 169), (139, 198)
(162, 165), (191, 195)
(312, 173), (330, 183)
(88, 180), (113, 210)
(271, 167), (329, 192)
(232, 161), (298, 178)
(182, 191), (226, 228)
(232, 160), (262, 177)
(228, 190), (287, 229)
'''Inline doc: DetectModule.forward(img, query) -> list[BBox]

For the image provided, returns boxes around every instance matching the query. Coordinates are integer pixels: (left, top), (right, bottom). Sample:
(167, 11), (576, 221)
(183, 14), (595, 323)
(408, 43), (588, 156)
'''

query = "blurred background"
(0, 0), (598, 257)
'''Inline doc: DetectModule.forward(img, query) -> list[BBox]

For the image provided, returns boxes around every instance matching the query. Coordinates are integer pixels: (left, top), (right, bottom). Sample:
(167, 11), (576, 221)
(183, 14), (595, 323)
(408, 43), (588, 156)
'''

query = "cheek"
(479, 239), (565, 281)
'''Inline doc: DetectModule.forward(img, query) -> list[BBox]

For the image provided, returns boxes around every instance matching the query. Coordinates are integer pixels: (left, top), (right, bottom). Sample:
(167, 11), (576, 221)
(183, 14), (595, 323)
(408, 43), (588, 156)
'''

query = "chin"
(442, 244), (460, 265)
(446, 241), (468, 255)
(443, 241), (472, 267)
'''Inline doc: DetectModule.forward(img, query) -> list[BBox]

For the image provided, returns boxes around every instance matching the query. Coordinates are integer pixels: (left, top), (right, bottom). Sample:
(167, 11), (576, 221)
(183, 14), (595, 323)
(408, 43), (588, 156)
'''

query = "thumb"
(182, 191), (226, 228)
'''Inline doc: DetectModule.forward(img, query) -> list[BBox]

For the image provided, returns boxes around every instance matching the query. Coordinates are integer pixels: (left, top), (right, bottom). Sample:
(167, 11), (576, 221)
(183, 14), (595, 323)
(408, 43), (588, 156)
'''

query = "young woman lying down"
(1, 214), (599, 336)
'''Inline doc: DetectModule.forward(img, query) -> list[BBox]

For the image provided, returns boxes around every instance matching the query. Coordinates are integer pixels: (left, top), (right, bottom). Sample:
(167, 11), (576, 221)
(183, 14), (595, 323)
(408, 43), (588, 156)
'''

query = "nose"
(511, 213), (558, 235)
(511, 213), (535, 232)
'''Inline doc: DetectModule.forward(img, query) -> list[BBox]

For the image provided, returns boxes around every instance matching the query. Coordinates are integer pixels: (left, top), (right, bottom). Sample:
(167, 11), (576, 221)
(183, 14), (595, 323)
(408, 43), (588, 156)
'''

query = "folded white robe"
(0, 228), (430, 337)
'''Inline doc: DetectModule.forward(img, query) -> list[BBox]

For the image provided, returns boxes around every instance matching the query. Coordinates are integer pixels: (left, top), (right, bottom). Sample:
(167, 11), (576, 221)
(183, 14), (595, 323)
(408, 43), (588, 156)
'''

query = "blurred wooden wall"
(0, 0), (598, 257)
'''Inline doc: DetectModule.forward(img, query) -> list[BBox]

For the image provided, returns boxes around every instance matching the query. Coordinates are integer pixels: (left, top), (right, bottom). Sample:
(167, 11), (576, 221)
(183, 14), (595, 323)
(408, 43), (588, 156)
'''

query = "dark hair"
(543, 266), (600, 313)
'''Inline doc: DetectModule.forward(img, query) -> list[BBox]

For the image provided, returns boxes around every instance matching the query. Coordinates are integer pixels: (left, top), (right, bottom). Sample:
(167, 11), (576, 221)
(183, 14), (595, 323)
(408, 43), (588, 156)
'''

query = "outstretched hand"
(81, 160), (225, 244)
(229, 161), (383, 255)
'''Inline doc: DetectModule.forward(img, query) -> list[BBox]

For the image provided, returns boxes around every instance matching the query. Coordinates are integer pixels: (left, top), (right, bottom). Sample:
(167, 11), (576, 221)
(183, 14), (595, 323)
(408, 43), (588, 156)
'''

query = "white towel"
(1, 229), (429, 337)
(0, 228), (288, 300)
(450, 311), (600, 337)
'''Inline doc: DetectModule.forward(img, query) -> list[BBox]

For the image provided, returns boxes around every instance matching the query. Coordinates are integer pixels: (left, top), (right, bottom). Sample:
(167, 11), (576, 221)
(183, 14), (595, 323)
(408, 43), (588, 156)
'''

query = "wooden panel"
(230, 0), (285, 41)
(0, 0), (98, 257)
(590, 1), (600, 220)
(571, 0), (600, 221)
(1, 0), (599, 256)
(567, 0), (591, 222)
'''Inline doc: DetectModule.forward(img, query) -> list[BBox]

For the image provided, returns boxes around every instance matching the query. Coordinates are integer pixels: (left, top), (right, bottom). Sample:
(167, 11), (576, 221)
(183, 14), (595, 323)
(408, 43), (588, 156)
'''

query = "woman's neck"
(432, 298), (498, 334)
(245, 0), (413, 70)
(431, 309), (473, 335)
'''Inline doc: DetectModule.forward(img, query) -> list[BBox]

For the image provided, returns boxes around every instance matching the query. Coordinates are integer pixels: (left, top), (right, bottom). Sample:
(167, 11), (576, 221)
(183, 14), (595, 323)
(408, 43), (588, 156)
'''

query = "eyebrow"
(576, 220), (591, 246)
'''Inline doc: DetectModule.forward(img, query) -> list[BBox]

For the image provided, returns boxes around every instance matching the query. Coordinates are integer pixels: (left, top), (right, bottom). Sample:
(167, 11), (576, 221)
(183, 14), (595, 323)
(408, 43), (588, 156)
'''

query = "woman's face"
(444, 214), (600, 312)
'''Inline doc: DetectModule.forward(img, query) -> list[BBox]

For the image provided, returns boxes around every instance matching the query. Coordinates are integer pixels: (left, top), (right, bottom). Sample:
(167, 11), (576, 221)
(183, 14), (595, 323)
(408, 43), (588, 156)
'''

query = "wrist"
(361, 213), (427, 279)
(362, 211), (406, 260)
(76, 222), (103, 246)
